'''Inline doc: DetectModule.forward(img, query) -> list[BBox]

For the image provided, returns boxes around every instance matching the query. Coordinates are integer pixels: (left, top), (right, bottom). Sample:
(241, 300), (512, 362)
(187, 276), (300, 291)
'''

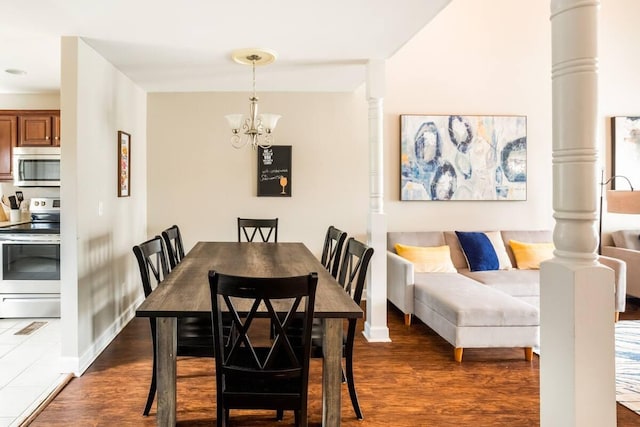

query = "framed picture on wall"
(611, 116), (640, 190)
(399, 114), (527, 201)
(257, 145), (291, 197)
(118, 131), (131, 197)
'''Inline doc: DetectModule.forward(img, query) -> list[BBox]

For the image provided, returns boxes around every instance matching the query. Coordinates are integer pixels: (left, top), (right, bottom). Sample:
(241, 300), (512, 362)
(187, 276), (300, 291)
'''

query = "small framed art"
(118, 131), (131, 197)
(257, 145), (291, 197)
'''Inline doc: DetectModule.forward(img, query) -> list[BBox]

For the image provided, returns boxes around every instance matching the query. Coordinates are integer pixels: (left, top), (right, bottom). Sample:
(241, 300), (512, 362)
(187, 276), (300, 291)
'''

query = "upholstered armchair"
(602, 229), (640, 300)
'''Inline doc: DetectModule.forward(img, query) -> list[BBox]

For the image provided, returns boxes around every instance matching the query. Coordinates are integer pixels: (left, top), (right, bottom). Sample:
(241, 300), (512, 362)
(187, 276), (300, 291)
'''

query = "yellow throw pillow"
(509, 240), (555, 270)
(394, 243), (457, 273)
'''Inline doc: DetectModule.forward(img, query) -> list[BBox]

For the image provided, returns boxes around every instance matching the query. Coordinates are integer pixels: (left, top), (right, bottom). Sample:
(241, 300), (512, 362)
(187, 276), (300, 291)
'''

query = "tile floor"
(0, 318), (66, 427)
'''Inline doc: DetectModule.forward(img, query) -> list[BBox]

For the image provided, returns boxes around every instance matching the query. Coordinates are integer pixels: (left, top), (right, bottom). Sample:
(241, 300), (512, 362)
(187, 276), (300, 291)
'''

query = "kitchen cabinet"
(0, 116), (17, 180)
(53, 115), (61, 146)
(0, 110), (60, 181)
(18, 113), (60, 147)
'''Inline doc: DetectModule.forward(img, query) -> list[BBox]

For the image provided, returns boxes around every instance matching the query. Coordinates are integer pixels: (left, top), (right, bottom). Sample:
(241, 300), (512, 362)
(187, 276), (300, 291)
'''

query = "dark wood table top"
(136, 241), (363, 319)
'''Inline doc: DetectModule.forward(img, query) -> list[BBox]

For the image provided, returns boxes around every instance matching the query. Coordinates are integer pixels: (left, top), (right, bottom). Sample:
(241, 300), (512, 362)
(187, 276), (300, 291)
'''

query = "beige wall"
(145, 0), (554, 253)
(383, 0), (639, 240)
(147, 91), (369, 256)
(60, 37), (147, 374)
(0, 93), (59, 110)
(147, 0), (640, 248)
(385, 0), (553, 232)
(600, 0), (640, 243)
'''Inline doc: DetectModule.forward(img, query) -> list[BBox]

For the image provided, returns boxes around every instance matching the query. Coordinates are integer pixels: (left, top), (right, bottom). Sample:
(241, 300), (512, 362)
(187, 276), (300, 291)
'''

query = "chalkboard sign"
(257, 145), (292, 197)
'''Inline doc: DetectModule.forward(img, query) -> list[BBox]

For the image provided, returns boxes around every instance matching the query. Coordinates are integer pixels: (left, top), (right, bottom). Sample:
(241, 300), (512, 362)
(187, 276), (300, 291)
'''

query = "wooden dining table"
(135, 241), (364, 426)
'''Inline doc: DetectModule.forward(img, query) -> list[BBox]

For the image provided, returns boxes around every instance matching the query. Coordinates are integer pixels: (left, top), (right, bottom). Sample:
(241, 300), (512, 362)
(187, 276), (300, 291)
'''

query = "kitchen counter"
(0, 219), (31, 228)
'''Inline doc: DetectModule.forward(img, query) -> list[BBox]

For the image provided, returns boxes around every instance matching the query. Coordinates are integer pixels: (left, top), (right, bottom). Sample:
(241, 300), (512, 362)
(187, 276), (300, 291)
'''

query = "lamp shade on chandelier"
(225, 48), (281, 149)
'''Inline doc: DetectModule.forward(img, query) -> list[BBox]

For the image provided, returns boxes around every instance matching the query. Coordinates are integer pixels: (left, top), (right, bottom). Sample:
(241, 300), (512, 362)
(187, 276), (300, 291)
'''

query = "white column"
(542, 1), (616, 426)
(364, 59), (390, 342)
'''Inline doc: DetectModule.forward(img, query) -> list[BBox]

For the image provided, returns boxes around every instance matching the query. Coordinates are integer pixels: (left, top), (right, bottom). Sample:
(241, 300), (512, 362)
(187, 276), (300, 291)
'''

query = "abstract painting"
(612, 116), (640, 190)
(400, 115), (527, 201)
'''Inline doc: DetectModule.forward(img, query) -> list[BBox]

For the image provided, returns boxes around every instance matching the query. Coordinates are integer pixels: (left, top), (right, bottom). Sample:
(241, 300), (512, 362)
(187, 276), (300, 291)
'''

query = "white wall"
(381, 0), (639, 240)
(60, 37), (147, 374)
(600, 0), (640, 244)
(147, 91), (369, 256)
(0, 93), (59, 110)
(385, 0), (554, 232)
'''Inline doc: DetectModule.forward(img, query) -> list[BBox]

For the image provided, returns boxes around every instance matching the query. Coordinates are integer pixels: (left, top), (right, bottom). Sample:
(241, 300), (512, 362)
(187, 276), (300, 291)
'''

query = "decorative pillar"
(364, 59), (390, 342)
(542, 1), (615, 426)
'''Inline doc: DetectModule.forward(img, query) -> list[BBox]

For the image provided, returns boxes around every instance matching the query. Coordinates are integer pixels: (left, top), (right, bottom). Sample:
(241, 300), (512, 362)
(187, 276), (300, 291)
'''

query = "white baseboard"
(58, 295), (144, 376)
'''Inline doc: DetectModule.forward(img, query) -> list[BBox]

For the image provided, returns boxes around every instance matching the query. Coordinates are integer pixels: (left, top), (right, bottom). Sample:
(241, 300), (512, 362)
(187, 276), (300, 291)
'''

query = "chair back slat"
(133, 236), (169, 297)
(161, 225), (185, 269)
(320, 226), (347, 278)
(238, 217), (279, 242)
(338, 238), (374, 305)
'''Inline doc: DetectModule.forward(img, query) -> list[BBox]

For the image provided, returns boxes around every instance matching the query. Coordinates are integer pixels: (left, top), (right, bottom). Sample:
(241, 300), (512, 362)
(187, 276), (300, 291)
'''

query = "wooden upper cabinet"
(53, 115), (61, 146)
(18, 115), (53, 146)
(0, 116), (17, 181)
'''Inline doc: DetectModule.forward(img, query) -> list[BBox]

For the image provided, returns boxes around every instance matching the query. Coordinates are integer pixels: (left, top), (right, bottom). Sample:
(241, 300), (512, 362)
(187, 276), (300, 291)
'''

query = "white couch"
(387, 230), (627, 362)
(602, 229), (640, 298)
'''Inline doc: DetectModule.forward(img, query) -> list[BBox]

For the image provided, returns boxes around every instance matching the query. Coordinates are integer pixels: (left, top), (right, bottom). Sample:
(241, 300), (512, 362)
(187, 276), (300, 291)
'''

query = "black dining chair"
(312, 237), (374, 420)
(133, 236), (214, 416)
(237, 217), (278, 242)
(320, 225), (347, 278)
(161, 224), (185, 269)
(208, 270), (318, 427)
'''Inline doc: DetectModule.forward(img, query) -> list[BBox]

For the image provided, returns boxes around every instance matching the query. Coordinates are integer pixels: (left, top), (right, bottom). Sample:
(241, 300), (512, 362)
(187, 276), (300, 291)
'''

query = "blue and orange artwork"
(400, 115), (527, 201)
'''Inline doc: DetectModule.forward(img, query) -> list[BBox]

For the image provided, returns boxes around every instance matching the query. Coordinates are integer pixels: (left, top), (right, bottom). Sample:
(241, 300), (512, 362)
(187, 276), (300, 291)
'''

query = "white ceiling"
(0, 0), (450, 94)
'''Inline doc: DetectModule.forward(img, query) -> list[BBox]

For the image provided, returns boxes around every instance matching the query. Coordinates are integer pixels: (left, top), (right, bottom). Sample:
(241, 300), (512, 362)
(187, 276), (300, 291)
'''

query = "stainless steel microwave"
(13, 146), (61, 187)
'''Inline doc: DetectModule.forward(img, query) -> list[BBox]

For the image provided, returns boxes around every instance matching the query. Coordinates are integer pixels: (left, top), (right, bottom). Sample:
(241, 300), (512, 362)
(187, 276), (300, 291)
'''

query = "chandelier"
(225, 48), (281, 149)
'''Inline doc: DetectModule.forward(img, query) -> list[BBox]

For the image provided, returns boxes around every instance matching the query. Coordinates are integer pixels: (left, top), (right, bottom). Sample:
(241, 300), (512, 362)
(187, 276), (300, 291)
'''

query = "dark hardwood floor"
(30, 300), (640, 426)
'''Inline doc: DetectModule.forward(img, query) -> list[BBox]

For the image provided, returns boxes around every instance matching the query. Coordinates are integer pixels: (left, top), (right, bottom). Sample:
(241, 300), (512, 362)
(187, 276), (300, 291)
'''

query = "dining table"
(135, 241), (364, 426)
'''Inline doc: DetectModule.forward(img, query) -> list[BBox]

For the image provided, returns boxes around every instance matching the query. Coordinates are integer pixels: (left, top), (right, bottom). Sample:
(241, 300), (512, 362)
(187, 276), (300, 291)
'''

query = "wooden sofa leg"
(524, 347), (533, 362)
(454, 348), (463, 363)
(615, 311), (620, 323)
(404, 313), (412, 326)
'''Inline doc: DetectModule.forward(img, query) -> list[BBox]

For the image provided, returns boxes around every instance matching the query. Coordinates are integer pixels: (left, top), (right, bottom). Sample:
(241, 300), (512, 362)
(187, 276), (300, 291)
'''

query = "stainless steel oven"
(0, 197), (60, 318)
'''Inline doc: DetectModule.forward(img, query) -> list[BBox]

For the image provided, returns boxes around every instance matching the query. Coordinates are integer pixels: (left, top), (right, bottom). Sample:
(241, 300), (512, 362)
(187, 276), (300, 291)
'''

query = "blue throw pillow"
(455, 231), (499, 272)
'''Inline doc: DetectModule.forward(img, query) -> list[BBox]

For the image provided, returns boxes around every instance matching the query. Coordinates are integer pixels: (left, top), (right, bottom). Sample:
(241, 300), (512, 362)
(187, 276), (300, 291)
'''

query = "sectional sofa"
(602, 229), (640, 298)
(387, 230), (627, 362)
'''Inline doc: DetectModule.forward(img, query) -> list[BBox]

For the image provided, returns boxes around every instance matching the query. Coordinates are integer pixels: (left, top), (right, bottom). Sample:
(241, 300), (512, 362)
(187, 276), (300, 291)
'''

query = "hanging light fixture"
(225, 48), (281, 149)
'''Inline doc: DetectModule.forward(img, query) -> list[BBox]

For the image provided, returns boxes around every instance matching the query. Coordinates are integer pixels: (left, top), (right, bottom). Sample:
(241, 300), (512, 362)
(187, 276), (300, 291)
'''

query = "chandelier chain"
(252, 58), (257, 99)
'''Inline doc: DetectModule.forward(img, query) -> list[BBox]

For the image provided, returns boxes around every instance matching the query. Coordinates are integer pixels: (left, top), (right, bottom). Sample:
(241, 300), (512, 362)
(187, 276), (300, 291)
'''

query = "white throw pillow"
(484, 231), (513, 270)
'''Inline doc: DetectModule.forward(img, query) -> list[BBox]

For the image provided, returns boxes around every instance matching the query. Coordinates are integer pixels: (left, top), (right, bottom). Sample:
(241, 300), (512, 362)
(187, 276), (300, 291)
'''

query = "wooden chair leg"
(615, 311), (620, 323)
(144, 320), (157, 416)
(216, 405), (227, 427)
(143, 365), (156, 416)
(345, 345), (364, 420)
(454, 347), (463, 362)
(524, 347), (533, 361)
(404, 313), (412, 326)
